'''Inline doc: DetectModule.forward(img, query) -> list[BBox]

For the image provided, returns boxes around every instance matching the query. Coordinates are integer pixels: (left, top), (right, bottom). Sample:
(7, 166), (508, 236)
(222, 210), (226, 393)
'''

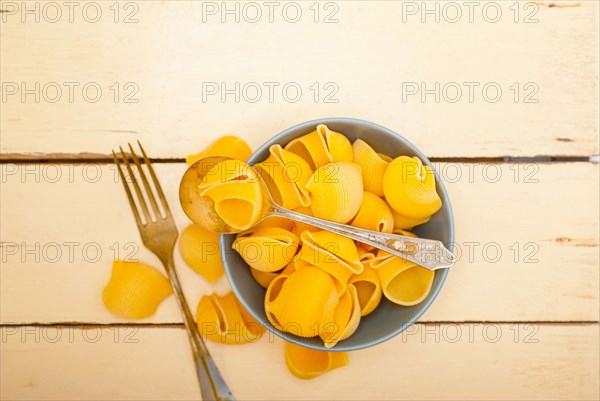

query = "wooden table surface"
(1, 1), (598, 400)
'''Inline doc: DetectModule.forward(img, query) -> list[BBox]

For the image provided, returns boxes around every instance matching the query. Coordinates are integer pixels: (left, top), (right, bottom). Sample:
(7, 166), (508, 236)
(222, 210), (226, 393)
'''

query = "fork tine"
(128, 143), (162, 219)
(137, 140), (172, 217)
(119, 146), (152, 223)
(113, 150), (143, 227)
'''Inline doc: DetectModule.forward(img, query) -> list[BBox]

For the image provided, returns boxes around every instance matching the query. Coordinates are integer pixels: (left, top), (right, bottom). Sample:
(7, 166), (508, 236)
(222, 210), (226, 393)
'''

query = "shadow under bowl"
(221, 117), (454, 352)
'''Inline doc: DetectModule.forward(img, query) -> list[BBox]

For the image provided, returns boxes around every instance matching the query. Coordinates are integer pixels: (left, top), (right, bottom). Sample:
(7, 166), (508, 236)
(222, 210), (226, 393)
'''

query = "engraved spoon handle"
(270, 205), (455, 270)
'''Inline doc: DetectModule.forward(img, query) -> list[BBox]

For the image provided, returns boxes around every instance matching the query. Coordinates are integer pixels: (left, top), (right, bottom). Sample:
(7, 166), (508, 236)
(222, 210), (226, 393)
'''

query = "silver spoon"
(179, 156), (455, 270)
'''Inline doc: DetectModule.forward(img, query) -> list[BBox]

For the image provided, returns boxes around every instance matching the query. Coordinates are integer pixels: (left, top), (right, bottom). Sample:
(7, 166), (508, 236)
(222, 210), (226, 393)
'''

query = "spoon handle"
(270, 205), (455, 271)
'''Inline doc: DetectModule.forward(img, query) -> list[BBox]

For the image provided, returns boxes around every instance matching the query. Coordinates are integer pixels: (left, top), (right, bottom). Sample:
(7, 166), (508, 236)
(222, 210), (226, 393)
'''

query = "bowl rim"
(221, 117), (455, 351)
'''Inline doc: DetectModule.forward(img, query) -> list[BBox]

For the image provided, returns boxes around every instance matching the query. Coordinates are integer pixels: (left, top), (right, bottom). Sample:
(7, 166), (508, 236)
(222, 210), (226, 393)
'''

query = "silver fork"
(113, 141), (234, 401)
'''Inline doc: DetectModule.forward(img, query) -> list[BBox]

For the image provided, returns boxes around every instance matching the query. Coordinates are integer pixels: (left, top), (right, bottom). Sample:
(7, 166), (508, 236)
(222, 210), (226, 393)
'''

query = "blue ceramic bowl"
(221, 118), (454, 351)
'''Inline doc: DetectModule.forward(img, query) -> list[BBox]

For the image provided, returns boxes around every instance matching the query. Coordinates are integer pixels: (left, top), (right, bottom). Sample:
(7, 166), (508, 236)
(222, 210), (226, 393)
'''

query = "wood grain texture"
(1, 324), (598, 400)
(1, 1), (598, 158)
(1, 163), (597, 324)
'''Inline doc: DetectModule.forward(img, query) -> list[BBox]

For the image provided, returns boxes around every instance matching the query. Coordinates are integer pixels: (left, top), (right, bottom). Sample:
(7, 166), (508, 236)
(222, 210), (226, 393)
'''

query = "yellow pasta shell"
(299, 230), (363, 295)
(284, 124), (352, 169)
(232, 227), (300, 272)
(291, 206), (319, 240)
(196, 292), (264, 345)
(383, 156), (442, 218)
(391, 208), (431, 230)
(317, 124), (353, 163)
(179, 224), (224, 283)
(284, 341), (349, 380)
(251, 216), (295, 232)
(351, 191), (394, 233)
(307, 162), (363, 224)
(186, 135), (252, 165)
(392, 228), (417, 237)
(285, 128), (331, 169)
(349, 264), (382, 317)
(198, 159), (263, 231)
(103, 261), (172, 319)
(370, 250), (435, 306)
(264, 274), (289, 331)
(320, 284), (362, 348)
(356, 245), (376, 262)
(254, 145), (312, 210)
(265, 266), (338, 337)
(352, 139), (392, 197)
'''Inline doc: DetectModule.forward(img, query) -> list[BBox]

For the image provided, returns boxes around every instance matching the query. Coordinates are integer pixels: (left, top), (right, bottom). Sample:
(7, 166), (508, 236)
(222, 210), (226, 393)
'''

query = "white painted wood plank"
(1, 1), (598, 157)
(1, 324), (598, 400)
(1, 163), (597, 323)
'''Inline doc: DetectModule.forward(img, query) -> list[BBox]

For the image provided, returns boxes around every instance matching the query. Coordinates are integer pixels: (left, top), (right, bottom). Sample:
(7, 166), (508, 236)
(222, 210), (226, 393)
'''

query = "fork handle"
(162, 255), (235, 401)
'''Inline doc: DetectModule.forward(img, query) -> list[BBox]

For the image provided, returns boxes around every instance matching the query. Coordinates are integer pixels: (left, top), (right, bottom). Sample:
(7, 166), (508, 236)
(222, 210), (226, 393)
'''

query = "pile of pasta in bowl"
(203, 124), (443, 348)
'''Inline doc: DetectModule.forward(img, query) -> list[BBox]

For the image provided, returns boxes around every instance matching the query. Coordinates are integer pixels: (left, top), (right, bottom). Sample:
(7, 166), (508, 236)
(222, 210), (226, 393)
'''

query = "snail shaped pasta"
(251, 215), (295, 232)
(186, 135), (252, 165)
(291, 206), (319, 240)
(251, 261), (296, 289)
(285, 124), (353, 169)
(197, 159), (263, 231)
(254, 145), (312, 210)
(233, 227), (300, 272)
(351, 191), (394, 233)
(179, 224), (224, 283)
(370, 249), (435, 306)
(285, 341), (349, 380)
(306, 162), (364, 224)
(264, 266), (338, 337)
(391, 208), (431, 231)
(298, 230), (363, 295)
(352, 139), (392, 197)
(383, 156), (442, 219)
(196, 292), (264, 345)
(103, 260), (172, 319)
(320, 284), (362, 348)
(349, 259), (382, 317)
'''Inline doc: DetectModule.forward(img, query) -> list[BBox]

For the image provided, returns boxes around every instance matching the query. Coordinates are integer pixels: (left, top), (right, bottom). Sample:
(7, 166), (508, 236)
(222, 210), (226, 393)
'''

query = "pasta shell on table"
(352, 139), (392, 197)
(196, 292), (264, 345)
(178, 224), (224, 283)
(232, 227), (300, 272)
(186, 135), (252, 165)
(299, 230), (363, 295)
(264, 266), (339, 338)
(284, 341), (349, 380)
(349, 262), (382, 317)
(103, 261), (173, 319)
(254, 145), (312, 210)
(350, 191), (394, 233)
(306, 162), (364, 224)
(284, 124), (352, 169)
(383, 156), (442, 218)
(197, 159), (263, 231)
(370, 249), (435, 306)
(391, 208), (431, 230)
(320, 284), (362, 348)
